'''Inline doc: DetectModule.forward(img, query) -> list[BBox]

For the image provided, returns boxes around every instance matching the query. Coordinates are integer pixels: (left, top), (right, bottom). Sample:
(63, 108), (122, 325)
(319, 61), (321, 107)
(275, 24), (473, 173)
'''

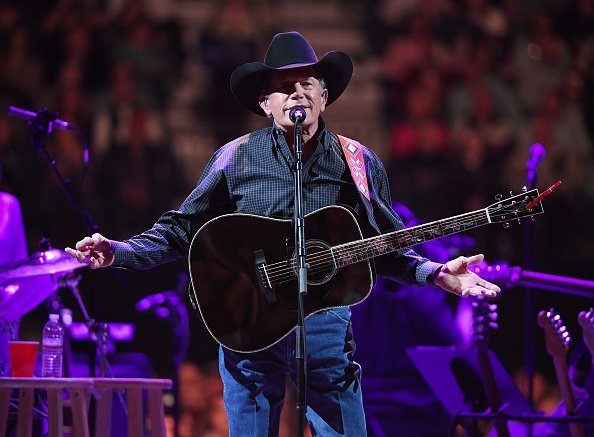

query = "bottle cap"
(49, 314), (59, 321)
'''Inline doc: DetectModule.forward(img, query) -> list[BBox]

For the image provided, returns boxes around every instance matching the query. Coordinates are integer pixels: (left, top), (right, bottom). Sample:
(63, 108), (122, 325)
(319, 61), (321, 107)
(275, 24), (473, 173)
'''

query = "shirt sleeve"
(111, 144), (235, 270)
(364, 148), (443, 286)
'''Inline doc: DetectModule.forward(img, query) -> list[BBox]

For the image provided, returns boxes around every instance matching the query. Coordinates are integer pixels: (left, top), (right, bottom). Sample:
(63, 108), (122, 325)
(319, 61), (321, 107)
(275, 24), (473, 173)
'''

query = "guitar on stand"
(538, 309), (586, 437)
(472, 297), (511, 437)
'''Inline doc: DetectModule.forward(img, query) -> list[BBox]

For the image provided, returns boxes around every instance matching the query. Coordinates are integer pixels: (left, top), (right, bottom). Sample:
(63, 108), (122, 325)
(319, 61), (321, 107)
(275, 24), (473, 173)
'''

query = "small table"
(92, 378), (172, 437)
(0, 377), (172, 437)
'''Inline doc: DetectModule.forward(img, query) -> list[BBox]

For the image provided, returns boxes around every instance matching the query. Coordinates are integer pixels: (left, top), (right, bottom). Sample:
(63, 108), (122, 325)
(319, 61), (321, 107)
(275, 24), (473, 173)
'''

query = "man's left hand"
(434, 254), (501, 297)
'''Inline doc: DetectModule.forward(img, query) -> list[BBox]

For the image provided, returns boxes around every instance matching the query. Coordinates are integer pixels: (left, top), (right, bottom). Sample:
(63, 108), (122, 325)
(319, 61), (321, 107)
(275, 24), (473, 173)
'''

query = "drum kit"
(0, 245), (187, 379)
(0, 248), (86, 325)
(0, 248), (108, 377)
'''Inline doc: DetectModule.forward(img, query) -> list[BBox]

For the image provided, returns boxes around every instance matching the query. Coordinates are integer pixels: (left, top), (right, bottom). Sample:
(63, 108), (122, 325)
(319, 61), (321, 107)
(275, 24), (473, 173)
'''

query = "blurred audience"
(373, 0), (594, 284)
(2, 0), (589, 244)
(197, 0), (263, 145)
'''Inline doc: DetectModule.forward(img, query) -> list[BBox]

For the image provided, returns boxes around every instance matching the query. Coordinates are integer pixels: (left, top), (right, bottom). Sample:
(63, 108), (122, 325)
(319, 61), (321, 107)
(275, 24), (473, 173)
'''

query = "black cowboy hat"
(230, 31), (353, 116)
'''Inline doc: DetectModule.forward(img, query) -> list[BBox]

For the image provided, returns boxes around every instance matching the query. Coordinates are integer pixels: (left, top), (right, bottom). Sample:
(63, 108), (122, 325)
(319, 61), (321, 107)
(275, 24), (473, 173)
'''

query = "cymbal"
(0, 248), (84, 283)
(0, 249), (86, 324)
(0, 275), (60, 324)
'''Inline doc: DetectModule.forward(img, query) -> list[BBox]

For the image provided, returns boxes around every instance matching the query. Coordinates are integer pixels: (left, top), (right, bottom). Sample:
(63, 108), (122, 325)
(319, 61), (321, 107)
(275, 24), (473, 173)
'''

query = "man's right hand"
(65, 233), (114, 269)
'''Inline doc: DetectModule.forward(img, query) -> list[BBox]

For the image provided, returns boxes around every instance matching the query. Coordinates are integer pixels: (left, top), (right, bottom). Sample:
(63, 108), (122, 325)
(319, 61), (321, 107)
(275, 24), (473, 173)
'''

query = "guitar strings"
(265, 209), (493, 283)
(262, 198), (529, 275)
(275, 208), (487, 273)
(264, 209), (492, 285)
(263, 202), (526, 285)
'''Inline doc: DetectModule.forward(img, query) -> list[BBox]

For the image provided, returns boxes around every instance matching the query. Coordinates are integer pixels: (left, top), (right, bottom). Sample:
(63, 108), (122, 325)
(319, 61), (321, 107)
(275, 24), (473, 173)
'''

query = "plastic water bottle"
(41, 314), (64, 378)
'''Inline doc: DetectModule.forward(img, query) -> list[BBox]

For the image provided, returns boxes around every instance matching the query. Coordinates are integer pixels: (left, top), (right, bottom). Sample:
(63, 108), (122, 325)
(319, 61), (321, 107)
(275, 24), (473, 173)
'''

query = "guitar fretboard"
(332, 209), (490, 268)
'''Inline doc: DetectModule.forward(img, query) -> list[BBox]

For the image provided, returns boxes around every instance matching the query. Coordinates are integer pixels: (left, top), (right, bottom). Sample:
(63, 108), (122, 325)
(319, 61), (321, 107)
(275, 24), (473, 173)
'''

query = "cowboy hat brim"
(230, 51), (353, 116)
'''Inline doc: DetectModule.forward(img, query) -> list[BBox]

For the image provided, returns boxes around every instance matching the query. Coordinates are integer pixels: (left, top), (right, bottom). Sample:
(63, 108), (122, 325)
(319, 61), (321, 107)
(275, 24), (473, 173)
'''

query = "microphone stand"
(24, 108), (113, 379)
(522, 143), (545, 435)
(291, 110), (308, 437)
(25, 108), (98, 235)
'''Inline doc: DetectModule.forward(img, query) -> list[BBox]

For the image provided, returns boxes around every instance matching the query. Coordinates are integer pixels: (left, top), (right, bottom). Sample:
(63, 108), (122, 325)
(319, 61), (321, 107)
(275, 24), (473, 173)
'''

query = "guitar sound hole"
(292, 239), (336, 286)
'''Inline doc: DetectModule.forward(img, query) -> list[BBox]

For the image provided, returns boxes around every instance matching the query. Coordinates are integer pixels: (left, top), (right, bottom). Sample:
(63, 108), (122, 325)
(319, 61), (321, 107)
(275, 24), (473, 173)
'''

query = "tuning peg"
(503, 222), (510, 229)
(560, 329), (571, 345)
(517, 218), (522, 225)
(522, 186), (528, 193)
(531, 216), (536, 222)
(495, 194), (503, 202)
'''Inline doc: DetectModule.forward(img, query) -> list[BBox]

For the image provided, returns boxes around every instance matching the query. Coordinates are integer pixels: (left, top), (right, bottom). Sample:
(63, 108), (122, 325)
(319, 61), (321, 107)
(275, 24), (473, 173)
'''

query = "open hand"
(434, 254), (501, 297)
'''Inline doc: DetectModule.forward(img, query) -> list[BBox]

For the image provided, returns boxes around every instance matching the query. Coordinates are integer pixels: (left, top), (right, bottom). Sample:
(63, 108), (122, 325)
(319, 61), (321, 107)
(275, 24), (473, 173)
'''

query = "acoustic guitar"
(189, 188), (546, 352)
(538, 309), (586, 437)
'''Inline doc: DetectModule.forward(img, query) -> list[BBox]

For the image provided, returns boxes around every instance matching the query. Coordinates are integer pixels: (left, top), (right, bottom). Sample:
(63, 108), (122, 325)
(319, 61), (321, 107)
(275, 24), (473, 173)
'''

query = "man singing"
(67, 31), (500, 436)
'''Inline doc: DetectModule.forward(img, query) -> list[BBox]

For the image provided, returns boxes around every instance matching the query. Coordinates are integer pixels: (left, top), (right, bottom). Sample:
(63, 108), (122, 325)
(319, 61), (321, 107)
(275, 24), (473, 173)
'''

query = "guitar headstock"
(472, 296), (499, 349)
(538, 308), (571, 361)
(578, 308), (594, 359)
(487, 189), (544, 226)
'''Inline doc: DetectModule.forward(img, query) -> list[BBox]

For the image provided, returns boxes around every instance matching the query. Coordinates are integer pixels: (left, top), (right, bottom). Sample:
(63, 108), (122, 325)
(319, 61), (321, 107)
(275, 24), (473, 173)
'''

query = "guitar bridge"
(254, 249), (276, 304)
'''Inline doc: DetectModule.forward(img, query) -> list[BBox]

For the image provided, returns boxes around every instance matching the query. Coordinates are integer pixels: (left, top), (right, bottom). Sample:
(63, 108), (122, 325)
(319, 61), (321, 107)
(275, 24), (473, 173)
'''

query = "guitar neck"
(475, 347), (511, 437)
(553, 357), (578, 413)
(333, 209), (490, 267)
(552, 357), (586, 437)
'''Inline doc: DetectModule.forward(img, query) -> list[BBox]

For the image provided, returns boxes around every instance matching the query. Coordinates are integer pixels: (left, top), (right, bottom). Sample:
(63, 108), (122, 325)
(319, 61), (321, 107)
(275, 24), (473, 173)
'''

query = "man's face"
(259, 67), (328, 132)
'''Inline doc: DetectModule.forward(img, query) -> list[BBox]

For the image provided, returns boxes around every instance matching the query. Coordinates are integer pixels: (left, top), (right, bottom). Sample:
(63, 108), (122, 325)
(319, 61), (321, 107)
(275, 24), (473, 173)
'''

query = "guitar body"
(189, 205), (373, 352)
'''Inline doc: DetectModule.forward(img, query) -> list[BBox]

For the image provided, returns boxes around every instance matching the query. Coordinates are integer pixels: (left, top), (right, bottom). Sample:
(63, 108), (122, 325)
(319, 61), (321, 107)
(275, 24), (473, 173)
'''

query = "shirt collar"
(271, 117), (330, 152)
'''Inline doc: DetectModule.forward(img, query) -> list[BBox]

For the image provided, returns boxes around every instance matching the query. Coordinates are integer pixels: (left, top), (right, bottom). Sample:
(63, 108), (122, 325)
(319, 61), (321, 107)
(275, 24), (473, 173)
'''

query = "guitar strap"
(337, 134), (371, 201)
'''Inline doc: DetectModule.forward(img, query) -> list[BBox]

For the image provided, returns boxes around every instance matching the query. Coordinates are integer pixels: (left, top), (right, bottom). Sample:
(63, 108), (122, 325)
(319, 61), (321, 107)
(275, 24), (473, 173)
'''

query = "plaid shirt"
(112, 120), (441, 285)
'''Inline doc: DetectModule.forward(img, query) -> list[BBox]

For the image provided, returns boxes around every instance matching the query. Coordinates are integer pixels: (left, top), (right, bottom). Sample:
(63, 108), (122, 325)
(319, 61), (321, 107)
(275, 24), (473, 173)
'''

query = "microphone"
(526, 143), (546, 186)
(289, 107), (306, 124)
(7, 105), (73, 131)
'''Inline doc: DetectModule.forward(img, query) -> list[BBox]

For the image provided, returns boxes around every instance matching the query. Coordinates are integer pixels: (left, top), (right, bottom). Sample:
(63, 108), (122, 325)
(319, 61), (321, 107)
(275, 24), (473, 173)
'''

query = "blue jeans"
(219, 307), (366, 436)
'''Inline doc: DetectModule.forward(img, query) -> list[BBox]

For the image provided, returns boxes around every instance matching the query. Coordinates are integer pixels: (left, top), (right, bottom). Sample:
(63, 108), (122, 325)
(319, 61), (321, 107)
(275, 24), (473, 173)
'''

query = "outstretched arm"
(433, 254), (501, 297)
